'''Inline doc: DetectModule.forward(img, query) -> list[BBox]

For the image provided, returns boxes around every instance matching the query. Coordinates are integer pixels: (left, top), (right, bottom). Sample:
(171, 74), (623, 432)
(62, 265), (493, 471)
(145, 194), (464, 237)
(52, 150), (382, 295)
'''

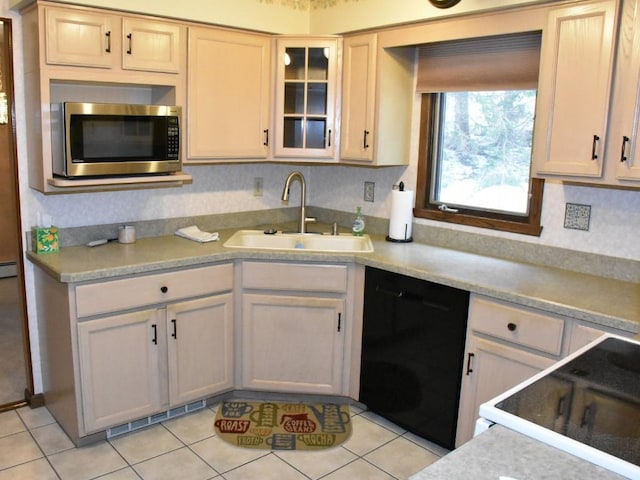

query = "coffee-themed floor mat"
(214, 400), (352, 451)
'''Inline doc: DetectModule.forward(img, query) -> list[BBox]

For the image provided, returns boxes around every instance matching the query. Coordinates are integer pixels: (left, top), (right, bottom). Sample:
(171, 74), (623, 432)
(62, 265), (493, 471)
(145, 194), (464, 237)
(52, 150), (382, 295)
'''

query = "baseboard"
(25, 390), (45, 408)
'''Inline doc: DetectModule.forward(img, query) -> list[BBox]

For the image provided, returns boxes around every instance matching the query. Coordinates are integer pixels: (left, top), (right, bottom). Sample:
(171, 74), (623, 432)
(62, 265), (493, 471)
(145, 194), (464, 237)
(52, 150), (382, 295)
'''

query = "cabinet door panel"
(612, 0), (640, 182)
(456, 336), (555, 446)
(77, 309), (165, 433)
(533, 1), (616, 177)
(187, 27), (271, 159)
(341, 34), (376, 162)
(274, 38), (339, 160)
(122, 18), (183, 73)
(242, 294), (345, 394)
(45, 8), (115, 68)
(167, 294), (234, 405)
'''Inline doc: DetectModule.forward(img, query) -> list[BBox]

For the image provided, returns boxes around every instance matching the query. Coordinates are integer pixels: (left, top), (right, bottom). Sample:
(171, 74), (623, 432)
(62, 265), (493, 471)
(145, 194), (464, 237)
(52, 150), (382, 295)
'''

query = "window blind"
(416, 31), (542, 93)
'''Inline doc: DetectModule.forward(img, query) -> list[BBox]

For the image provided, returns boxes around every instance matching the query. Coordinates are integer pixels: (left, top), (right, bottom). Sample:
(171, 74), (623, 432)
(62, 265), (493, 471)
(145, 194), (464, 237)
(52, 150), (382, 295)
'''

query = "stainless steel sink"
(223, 230), (374, 253)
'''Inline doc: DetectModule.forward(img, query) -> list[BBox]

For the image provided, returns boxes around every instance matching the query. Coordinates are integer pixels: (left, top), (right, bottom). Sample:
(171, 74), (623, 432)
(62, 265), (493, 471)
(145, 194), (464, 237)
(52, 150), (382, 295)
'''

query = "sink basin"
(223, 230), (374, 253)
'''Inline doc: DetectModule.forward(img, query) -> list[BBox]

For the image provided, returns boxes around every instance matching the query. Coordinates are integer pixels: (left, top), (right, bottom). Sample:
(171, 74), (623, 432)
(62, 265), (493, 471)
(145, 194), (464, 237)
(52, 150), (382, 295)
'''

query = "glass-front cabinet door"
(274, 38), (339, 160)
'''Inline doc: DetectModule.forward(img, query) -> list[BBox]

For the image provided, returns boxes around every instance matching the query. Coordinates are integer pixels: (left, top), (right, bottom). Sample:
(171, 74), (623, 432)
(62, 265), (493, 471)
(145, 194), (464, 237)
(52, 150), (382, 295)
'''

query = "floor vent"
(106, 400), (207, 439)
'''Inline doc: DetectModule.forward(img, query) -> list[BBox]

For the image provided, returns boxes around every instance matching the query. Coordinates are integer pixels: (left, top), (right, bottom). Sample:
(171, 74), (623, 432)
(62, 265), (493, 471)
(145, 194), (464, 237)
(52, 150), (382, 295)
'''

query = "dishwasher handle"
(375, 285), (450, 311)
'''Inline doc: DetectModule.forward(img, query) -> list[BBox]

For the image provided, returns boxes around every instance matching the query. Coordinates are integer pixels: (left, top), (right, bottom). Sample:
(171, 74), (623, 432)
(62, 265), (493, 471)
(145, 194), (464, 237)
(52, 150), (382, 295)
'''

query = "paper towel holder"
(386, 233), (413, 243)
(386, 181), (414, 243)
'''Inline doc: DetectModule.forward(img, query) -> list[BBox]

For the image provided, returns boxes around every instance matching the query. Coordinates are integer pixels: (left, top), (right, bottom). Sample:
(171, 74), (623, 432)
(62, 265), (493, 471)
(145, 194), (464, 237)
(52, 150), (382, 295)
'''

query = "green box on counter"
(33, 226), (59, 254)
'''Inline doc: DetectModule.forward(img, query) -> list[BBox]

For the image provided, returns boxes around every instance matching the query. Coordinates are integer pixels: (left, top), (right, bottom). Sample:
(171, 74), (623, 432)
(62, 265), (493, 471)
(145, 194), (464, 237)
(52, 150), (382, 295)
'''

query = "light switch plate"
(253, 177), (263, 197)
(564, 203), (591, 231)
(364, 181), (375, 202)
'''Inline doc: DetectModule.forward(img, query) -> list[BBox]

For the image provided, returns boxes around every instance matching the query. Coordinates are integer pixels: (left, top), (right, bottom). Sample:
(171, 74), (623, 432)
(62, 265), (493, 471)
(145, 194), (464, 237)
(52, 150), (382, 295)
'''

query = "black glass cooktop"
(496, 337), (640, 466)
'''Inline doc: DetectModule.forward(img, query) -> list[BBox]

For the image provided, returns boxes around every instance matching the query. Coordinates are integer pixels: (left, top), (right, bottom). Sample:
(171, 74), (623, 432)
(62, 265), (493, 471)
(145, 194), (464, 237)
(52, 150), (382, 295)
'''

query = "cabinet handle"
(171, 319), (177, 339)
(621, 135), (630, 163)
(363, 130), (370, 149)
(126, 33), (132, 55)
(580, 404), (594, 428)
(160, 286), (168, 294)
(591, 134), (600, 160)
(337, 312), (342, 332)
(556, 395), (566, 420)
(105, 31), (111, 53)
(263, 129), (269, 146)
(507, 322), (517, 332)
(151, 324), (158, 345)
(466, 352), (474, 375)
(327, 129), (332, 148)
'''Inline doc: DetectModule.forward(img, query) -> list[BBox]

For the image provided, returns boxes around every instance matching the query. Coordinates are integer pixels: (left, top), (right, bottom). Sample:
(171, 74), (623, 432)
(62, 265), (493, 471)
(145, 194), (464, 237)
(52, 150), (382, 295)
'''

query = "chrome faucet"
(281, 171), (316, 234)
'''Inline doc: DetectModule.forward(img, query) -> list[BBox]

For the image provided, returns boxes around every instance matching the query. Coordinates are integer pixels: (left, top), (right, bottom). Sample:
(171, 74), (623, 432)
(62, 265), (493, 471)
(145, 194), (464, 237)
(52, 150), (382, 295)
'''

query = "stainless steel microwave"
(51, 102), (182, 178)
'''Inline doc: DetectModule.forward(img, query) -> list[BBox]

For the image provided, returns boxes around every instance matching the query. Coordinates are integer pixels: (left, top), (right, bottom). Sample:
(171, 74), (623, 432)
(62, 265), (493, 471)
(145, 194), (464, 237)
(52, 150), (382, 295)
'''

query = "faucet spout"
(281, 171), (316, 234)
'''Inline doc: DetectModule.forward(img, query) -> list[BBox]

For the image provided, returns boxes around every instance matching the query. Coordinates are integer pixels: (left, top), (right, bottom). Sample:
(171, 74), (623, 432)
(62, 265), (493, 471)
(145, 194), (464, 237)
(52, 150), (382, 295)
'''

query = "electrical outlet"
(254, 177), (263, 197)
(364, 181), (375, 202)
(564, 203), (591, 231)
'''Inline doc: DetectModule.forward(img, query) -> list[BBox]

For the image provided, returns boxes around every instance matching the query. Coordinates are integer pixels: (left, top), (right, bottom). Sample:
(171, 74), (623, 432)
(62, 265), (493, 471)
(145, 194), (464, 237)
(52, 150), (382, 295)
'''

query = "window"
(414, 32), (544, 236)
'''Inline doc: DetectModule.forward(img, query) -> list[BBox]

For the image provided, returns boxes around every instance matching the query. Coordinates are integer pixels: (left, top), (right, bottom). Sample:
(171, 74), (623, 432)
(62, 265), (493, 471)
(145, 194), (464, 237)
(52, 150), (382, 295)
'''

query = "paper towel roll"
(388, 189), (414, 241)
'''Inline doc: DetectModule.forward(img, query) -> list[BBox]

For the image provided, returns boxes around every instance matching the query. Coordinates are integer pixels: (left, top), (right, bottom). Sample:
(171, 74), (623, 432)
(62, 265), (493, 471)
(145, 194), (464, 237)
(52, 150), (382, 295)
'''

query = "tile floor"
(0, 403), (448, 480)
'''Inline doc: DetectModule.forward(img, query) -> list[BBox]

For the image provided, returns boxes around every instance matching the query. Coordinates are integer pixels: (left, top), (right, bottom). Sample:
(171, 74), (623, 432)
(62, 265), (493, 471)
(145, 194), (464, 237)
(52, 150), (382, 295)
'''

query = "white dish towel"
(175, 225), (219, 243)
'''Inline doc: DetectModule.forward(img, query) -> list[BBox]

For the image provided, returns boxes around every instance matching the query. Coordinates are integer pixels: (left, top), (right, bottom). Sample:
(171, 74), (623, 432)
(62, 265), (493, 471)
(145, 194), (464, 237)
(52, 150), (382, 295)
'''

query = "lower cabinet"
(239, 261), (357, 396)
(455, 294), (633, 447)
(241, 294), (345, 394)
(456, 330), (557, 445)
(79, 293), (234, 433)
(77, 308), (165, 433)
(35, 263), (234, 444)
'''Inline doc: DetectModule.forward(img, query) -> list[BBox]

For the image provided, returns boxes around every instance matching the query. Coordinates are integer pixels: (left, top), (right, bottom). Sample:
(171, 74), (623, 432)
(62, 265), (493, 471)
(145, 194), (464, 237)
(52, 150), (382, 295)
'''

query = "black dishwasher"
(359, 267), (469, 450)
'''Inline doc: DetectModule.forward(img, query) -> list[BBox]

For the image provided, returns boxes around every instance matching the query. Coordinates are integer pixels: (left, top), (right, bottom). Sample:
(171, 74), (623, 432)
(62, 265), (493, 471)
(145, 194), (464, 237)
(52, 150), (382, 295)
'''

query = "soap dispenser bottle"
(352, 206), (365, 236)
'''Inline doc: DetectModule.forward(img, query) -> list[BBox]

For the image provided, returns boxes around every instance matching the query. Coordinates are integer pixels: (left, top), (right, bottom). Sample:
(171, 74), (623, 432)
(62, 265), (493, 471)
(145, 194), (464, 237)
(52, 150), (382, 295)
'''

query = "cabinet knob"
(160, 286), (168, 294)
(507, 322), (517, 332)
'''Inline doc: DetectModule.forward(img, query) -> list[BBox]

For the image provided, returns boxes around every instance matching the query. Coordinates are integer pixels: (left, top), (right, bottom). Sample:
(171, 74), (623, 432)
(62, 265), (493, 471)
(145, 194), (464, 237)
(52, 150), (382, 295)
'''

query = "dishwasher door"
(359, 267), (469, 450)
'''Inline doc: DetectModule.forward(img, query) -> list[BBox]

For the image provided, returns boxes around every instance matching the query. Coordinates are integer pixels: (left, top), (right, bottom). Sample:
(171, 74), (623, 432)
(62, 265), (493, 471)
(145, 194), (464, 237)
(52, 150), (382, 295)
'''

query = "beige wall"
(9, 0), (310, 33)
(309, 0), (552, 34)
(9, 0), (553, 34)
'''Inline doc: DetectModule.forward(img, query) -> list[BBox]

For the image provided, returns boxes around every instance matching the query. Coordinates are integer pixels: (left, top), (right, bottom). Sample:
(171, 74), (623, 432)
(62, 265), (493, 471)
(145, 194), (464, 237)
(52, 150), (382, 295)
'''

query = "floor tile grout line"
(5, 403), (441, 480)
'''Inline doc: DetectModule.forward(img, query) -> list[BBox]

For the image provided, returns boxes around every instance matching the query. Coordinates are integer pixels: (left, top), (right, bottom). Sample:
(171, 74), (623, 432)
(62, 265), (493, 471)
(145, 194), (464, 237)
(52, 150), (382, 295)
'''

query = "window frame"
(415, 93), (544, 236)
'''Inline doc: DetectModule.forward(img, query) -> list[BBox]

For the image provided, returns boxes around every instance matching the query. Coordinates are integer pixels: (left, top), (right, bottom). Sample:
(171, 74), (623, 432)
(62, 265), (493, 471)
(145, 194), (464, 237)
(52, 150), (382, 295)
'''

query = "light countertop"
(26, 228), (639, 335)
(410, 425), (630, 480)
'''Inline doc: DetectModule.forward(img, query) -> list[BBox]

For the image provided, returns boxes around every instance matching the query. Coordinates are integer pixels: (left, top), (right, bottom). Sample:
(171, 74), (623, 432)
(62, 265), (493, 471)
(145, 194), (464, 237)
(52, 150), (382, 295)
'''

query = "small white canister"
(118, 225), (136, 244)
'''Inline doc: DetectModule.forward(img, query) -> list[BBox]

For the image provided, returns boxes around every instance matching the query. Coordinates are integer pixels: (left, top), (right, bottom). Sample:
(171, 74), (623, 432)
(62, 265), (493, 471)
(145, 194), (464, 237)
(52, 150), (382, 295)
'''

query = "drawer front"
(469, 295), (564, 355)
(242, 262), (348, 293)
(76, 263), (233, 318)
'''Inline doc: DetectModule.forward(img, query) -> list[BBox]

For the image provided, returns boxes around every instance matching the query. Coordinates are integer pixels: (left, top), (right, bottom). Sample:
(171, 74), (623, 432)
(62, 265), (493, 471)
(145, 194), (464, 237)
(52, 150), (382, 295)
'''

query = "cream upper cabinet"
(186, 27), (271, 161)
(44, 6), (184, 74)
(23, 3), (188, 193)
(339, 34), (412, 166)
(45, 7), (116, 68)
(532, 0), (617, 179)
(605, 0), (640, 184)
(340, 33), (377, 162)
(273, 37), (340, 160)
(121, 17), (182, 73)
